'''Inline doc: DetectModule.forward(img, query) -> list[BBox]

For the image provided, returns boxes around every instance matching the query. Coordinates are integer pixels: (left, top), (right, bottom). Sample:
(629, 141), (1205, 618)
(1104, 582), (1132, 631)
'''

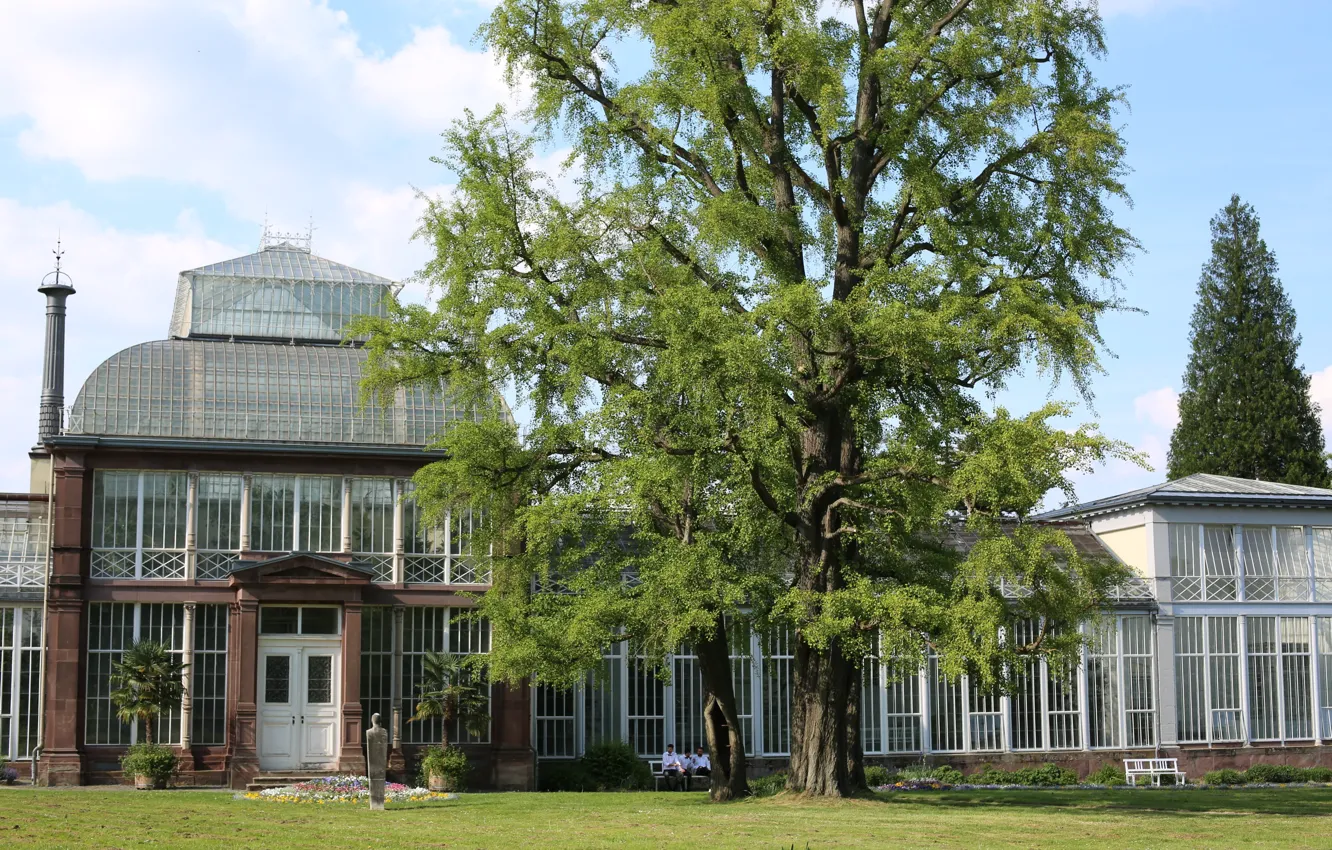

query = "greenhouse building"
(9, 235), (1332, 788)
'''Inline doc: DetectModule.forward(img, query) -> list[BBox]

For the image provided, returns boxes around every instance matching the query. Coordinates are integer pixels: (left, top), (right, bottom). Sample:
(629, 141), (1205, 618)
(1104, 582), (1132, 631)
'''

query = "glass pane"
(264, 655), (291, 704)
(350, 478), (394, 554)
(301, 607), (340, 635)
(142, 472), (188, 549)
(306, 655), (333, 704)
(299, 477), (342, 553)
(251, 475), (295, 552)
(197, 474), (243, 551)
(260, 607), (299, 635)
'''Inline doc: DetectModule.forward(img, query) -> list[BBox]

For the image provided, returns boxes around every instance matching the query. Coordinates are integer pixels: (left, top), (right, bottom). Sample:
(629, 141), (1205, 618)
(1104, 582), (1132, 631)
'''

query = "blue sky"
(1, 0), (1329, 506)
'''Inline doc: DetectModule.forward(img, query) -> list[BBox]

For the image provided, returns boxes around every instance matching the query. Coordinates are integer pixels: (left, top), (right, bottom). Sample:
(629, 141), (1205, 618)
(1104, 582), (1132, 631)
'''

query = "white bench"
(648, 759), (696, 790)
(1124, 758), (1185, 787)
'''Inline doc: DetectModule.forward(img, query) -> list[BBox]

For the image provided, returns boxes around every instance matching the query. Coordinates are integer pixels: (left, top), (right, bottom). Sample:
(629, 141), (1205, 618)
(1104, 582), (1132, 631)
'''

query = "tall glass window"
(86, 603), (185, 745)
(91, 471), (187, 580)
(399, 608), (491, 745)
(250, 475), (295, 552)
(761, 629), (793, 755)
(1086, 620), (1120, 748)
(1176, 616), (1242, 743)
(884, 664), (922, 753)
(1122, 616), (1157, 747)
(192, 604), (229, 745)
(403, 483), (449, 584)
(0, 607), (41, 760)
(585, 643), (624, 748)
(360, 607), (394, 742)
(350, 479), (395, 582)
(628, 645), (666, 757)
(0, 500), (48, 588)
(196, 474), (242, 580)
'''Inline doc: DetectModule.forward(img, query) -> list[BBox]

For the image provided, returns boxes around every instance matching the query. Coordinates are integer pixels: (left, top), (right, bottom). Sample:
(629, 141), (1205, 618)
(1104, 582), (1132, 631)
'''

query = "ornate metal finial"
(259, 220), (313, 254)
(40, 235), (74, 291)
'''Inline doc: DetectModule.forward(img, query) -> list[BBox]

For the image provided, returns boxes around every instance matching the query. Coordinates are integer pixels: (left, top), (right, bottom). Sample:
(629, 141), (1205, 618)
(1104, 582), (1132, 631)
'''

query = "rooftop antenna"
(37, 235), (76, 444)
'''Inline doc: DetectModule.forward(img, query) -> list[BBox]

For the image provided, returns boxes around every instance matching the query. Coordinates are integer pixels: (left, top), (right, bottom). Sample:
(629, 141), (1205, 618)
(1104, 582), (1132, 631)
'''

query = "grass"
(4, 786), (1332, 848)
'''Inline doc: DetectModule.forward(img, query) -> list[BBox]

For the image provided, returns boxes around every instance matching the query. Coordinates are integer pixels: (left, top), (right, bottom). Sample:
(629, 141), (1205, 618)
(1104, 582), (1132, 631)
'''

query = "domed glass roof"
(67, 239), (483, 447)
(67, 340), (467, 446)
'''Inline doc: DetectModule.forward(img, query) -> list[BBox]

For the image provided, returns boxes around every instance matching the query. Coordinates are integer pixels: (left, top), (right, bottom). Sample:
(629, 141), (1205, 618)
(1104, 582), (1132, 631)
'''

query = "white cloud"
(0, 198), (244, 489)
(1133, 386), (1180, 432)
(0, 1), (512, 217)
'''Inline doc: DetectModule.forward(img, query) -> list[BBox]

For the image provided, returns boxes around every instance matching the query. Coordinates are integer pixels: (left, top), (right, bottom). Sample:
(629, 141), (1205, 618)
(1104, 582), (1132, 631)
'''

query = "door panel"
(300, 653), (339, 765)
(258, 651), (297, 770)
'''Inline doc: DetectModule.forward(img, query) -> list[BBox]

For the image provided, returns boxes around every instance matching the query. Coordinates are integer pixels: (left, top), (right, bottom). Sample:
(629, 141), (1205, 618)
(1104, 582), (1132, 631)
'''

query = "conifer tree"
(1168, 196), (1329, 486)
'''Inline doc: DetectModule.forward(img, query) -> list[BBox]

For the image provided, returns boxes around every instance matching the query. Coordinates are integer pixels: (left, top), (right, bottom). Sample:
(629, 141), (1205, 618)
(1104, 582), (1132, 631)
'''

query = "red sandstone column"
(228, 592), (260, 788)
(338, 601), (367, 775)
(40, 452), (88, 786)
(490, 679), (535, 790)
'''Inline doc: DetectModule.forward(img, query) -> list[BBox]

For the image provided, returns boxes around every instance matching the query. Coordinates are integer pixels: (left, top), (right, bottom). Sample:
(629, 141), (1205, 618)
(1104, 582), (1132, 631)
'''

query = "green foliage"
(969, 763), (1078, 786)
(1245, 764), (1302, 784)
(863, 766), (895, 787)
(419, 745), (471, 791)
(1086, 764), (1126, 786)
(579, 742), (653, 791)
(537, 760), (597, 792)
(109, 641), (186, 746)
(1168, 195), (1329, 485)
(897, 764), (964, 785)
(357, 0), (1140, 794)
(120, 742), (177, 782)
(1301, 767), (1332, 783)
(749, 772), (787, 798)
(1203, 769), (1246, 786)
(409, 651), (491, 749)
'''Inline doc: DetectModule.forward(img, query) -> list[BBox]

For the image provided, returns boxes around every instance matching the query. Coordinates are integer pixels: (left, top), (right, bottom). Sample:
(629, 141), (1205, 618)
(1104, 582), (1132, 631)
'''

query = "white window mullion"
(1236, 525), (1247, 601)
(134, 473), (145, 579)
(130, 603), (142, 745)
(1116, 616), (1129, 748)
(919, 664), (931, 755)
(1078, 630), (1090, 751)
(1202, 617), (1213, 746)
(960, 672), (972, 753)
(1237, 615), (1251, 745)
(292, 477), (302, 550)
(1276, 619), (1287, 746)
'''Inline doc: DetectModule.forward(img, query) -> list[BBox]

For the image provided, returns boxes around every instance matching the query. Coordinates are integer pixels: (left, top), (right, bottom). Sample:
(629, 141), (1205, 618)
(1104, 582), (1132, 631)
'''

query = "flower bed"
(237, 775), (455, 805)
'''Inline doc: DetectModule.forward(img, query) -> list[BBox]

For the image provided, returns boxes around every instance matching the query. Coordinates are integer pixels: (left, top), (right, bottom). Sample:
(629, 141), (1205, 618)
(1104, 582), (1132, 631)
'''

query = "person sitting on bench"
(661, 744), (685, 790)
(685, 746), (711, 790)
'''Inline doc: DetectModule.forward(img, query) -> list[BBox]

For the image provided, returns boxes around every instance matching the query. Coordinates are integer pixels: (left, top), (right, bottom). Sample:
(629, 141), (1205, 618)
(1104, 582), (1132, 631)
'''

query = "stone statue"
(366, 712), (389, 811)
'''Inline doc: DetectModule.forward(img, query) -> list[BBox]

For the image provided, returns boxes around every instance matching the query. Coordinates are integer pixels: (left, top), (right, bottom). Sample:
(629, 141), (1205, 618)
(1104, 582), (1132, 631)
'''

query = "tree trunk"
(694, 617), (749, 801)
(846, 664), (865, 791)
(787, 633), (853, 796)
(144, 716), (154, 746)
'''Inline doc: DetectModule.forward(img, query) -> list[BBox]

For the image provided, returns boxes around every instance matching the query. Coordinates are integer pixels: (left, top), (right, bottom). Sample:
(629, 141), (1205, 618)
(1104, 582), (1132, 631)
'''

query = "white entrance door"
(258, 639), (342, 771)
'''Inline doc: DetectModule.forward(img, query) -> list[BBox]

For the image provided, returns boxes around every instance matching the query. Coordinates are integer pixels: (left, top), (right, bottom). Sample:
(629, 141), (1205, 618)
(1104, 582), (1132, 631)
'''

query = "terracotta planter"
(134, 774), (167, 790)
(427, 773), (453, 792)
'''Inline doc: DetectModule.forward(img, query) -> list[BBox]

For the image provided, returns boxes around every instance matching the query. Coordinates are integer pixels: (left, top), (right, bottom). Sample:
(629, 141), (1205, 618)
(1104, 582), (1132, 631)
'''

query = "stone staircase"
(245, 771), (340, 792)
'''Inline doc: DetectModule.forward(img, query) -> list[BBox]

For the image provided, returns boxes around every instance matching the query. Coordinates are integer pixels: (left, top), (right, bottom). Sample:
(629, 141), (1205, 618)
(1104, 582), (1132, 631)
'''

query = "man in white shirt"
(661, 744), (685, 791)
(685, 745), (711, 791)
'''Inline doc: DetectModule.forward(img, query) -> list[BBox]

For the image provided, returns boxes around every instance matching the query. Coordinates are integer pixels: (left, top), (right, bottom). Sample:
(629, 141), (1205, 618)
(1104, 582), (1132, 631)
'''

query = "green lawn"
(3, 787), (1332, 849)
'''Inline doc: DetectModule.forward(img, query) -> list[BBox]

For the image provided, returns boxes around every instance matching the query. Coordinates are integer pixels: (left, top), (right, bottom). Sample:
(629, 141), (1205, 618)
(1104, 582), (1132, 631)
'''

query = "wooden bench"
(1124, 758), (1185, 787)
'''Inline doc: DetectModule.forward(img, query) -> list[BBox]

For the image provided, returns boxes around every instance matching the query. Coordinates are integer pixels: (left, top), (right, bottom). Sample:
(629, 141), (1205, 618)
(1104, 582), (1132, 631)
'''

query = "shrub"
(419, 745), (470, 791)
(863, 766), (895, 788)
(537, 760), (596, 792)
(120, 742), (177, 784)
(967, 763), (1077, 787)
(1202, 768), (1245, 786)
(0, 764), (17, 785)
(749, 771), (786, 797)
(580, 741), (652, 791)
(897, 763), (962, 784)
(1245, 764), (1300, 784)
(1086, 764), (1126, 786)
(932, 765), (964, 784)
(1300, 766), (1332, 783)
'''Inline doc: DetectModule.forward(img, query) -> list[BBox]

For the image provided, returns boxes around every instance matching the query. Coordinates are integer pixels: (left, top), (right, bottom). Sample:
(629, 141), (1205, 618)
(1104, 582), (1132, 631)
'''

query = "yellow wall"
(1096, 525), (1147, 576)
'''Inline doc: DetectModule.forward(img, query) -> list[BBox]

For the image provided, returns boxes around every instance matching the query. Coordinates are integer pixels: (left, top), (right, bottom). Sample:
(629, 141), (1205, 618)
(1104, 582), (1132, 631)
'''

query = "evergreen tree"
(1168, 196), (1329, 486)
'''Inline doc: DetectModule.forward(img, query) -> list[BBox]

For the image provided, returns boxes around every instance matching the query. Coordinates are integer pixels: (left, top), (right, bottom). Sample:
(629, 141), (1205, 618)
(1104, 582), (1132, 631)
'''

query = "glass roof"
(67, 340), (471, 447)
(168, 244), (399, 342)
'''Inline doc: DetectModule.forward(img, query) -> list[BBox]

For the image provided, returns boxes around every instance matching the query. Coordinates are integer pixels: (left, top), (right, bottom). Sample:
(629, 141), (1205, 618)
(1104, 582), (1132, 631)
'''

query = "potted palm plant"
(410, 650), (489, 792)
(110, 640), (186, 789)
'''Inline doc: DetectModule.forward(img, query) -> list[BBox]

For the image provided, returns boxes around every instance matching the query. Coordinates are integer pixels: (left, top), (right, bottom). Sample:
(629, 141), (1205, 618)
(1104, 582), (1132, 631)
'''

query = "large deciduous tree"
(1167, 195), (1329, 486)
(358, 0), (1137, 797)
